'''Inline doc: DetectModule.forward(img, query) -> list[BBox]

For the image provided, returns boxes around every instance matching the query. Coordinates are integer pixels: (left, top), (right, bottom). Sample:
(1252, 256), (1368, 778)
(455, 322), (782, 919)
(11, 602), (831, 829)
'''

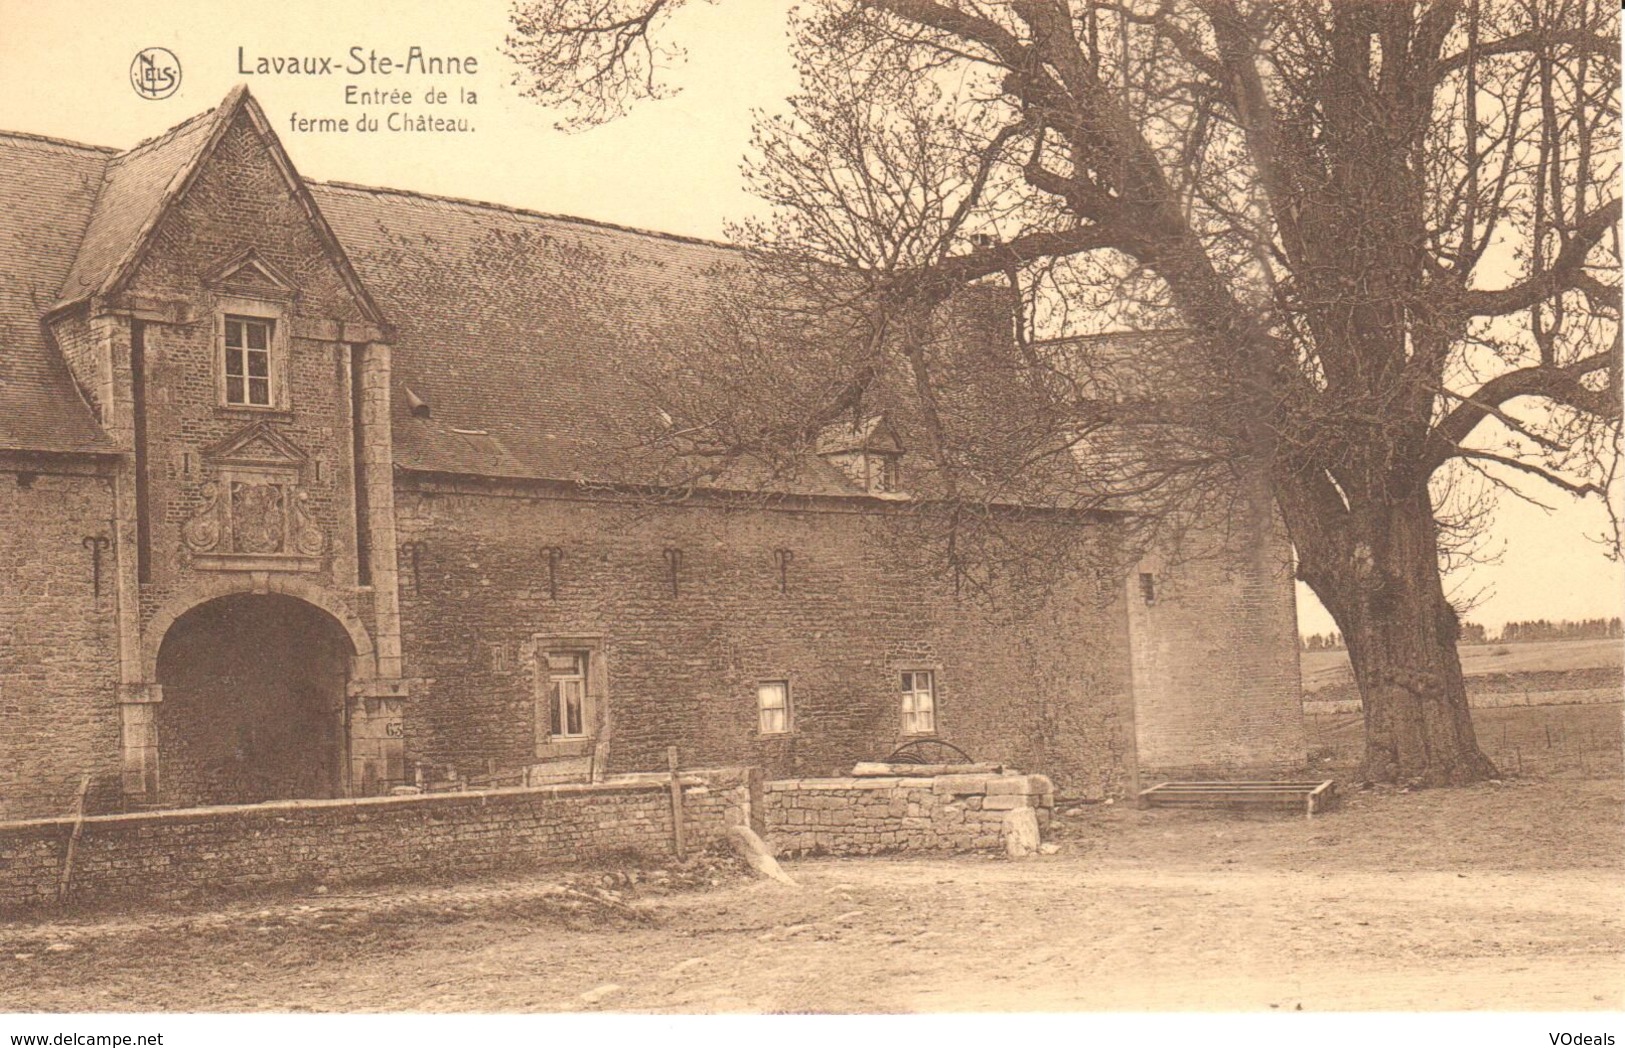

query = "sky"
(0, 0), (1619, 636)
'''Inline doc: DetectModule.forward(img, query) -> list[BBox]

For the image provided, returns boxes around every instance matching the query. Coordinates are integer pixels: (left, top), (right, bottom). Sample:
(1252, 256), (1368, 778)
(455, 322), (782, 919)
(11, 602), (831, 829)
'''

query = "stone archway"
(141, 577), (375, 687)
(154, 593), (356, 807)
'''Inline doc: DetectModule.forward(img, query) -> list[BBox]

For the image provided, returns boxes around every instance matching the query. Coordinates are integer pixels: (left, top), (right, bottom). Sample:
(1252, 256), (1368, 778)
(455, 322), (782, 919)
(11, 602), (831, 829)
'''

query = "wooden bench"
(1137, 780), (1337, 818)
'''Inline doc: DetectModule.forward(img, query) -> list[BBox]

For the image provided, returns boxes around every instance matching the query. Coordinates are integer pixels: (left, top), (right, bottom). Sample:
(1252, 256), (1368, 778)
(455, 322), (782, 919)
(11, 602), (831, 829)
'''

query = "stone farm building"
(0, 87), (1306, 820)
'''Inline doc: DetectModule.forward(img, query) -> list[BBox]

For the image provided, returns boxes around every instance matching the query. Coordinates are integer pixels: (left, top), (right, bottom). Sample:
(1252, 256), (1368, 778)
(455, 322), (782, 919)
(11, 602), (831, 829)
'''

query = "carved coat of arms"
(180, 421), (327, 566)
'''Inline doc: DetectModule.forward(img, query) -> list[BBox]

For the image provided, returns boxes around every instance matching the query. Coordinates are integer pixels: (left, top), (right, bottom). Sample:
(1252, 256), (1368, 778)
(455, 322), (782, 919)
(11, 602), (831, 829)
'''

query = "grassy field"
(1300, 637), (1624, 694)
(1306, 700), (1623, 778)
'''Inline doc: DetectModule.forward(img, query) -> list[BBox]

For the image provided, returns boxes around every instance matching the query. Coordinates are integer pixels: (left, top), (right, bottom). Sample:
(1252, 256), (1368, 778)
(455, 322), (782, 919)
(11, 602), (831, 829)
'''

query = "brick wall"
(0, 768), (750, 910)
(0, 458), (121, 819)
(395, 479), (1138, 798)
(763, 771), (1054, 855)
(122, 108), (371, 621)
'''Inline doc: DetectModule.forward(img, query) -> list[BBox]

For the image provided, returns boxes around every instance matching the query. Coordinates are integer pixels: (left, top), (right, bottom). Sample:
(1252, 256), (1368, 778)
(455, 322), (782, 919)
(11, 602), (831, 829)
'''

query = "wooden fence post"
(667, 746), (686, 860)
(57, 776), (91, 906)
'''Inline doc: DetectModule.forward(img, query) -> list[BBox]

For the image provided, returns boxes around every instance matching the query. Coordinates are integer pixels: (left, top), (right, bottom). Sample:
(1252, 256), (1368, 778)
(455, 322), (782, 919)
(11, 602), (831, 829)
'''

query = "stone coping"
(764, 772), (1051, 796)
(0, 768), (745, 835)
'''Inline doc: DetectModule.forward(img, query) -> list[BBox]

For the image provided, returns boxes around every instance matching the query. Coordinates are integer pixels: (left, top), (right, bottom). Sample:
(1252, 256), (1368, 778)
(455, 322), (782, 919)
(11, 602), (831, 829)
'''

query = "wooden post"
(57, 776), (91, 906)
(667, 745), (686, 860)
(747, 765), (766, 837)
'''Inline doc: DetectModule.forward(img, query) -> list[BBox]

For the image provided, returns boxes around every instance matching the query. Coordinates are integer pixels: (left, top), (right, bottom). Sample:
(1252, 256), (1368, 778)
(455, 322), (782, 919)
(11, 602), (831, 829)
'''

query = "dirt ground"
(1, 778), (1619, 1013)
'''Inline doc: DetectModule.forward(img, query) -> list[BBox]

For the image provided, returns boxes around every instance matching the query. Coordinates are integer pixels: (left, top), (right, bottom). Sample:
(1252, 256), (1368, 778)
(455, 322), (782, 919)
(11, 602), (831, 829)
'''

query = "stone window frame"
(214, 295), (291, 413)
(532, 633), (607, 760)
(756, 679), (792, 736)
(899, 667), (940, 736)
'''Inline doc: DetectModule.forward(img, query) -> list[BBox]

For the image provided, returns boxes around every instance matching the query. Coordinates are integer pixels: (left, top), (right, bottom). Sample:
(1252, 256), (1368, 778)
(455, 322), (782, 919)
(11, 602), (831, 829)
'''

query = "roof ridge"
(0, 129), (119, 155)
(308, 177), (742, 254)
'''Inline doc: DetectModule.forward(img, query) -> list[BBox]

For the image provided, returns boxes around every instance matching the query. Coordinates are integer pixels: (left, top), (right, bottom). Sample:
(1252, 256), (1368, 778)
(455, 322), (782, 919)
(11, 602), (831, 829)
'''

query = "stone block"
(932, 774), (993, 796)
(1002, 807), (1041, 859)
(983, 776), (1034, 796)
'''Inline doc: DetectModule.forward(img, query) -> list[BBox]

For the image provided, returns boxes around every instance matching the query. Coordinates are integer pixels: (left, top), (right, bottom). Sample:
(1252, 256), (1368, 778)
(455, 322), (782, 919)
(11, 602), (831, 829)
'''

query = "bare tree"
(509, 0), (1621, 785)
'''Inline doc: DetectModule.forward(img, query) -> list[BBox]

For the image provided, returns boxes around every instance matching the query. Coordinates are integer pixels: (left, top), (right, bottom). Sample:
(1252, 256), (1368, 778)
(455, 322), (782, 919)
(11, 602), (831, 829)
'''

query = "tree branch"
(1456, 198), (1621, 317)
(1423, 347), (1622, 473)
(1454, 449), (1607, 498)
(1436, 26), (1617, 78)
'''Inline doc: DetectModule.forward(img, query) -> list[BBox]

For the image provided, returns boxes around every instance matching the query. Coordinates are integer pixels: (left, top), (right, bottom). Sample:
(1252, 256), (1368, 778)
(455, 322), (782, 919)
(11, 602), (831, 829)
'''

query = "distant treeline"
(1301, 617), (1623, 651)
(1497, 618), (1624, 642)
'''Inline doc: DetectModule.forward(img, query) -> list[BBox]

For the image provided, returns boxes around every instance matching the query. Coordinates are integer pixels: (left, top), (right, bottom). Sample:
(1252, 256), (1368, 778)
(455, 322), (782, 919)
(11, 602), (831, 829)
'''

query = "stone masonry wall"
(763, 772), (1054, 856)
(1128, 482), (1307, 778)
(0, 459), (122, 820)
(395, 480), (1138, 799)
(0, 768), (750, 910)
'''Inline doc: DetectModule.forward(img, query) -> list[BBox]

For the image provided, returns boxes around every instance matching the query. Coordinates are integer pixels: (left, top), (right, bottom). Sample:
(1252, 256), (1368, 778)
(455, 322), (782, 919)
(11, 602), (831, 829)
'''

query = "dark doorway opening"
(156, 593), (351, 807)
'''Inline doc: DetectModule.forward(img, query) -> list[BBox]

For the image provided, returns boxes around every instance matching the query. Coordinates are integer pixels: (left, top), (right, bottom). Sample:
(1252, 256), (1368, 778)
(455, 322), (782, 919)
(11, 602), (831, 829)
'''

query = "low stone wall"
(762, 772), (1054, 856)
(0, 769), (750, 910)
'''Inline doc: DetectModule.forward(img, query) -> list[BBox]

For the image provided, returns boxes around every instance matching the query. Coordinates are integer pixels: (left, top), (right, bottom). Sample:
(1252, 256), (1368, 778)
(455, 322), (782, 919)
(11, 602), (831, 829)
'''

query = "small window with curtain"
(532, 634), (605, 758)
(901, 670), (936, 735)
(546, 650), (589, 738)
(757, 680), (790, 735)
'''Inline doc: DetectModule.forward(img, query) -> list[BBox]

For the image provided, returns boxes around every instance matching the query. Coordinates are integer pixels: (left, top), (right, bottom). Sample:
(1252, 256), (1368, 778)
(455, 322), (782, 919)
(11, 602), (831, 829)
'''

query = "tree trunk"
(1305, 491), (1499, 786)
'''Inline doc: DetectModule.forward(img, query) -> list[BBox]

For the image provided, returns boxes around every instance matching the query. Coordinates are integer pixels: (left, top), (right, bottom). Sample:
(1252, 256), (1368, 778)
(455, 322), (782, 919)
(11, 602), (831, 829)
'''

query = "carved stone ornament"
(292, 491), (327, 556)
(231, 480), (286, 554)
(181, 481), (222, 553)
(184, 422), (329, 570)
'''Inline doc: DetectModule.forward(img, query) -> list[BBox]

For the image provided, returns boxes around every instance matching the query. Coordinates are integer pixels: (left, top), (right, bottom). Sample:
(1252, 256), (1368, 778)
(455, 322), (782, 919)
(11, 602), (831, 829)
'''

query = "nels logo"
(130, 47), (182, 100)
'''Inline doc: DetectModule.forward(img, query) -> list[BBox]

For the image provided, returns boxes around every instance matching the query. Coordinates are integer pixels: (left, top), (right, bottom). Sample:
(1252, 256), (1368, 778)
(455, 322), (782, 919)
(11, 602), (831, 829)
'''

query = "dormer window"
(224, 316), (273, 406)
(816, 413), (905, 495)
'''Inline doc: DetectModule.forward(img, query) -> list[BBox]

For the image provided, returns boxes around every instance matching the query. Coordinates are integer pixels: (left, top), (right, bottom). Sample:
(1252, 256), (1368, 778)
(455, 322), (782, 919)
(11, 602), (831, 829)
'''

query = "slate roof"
(0, 97), (864, 485)
(0, 95), (234, 456)
(309, 179), (865, 493)
(0, 132), (118, 454)
(54, 105), (221, 309)
(0, 88), (1111, 510)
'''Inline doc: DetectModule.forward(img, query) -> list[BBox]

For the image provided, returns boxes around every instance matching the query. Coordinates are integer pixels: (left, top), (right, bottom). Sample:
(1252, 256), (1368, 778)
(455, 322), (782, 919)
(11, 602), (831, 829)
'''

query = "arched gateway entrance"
(155, 594), (354, 807)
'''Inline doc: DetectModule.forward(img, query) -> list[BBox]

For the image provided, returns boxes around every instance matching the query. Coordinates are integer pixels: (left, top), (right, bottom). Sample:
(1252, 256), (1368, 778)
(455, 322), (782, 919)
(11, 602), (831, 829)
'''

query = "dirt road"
(1, 778), (1619, 1012)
